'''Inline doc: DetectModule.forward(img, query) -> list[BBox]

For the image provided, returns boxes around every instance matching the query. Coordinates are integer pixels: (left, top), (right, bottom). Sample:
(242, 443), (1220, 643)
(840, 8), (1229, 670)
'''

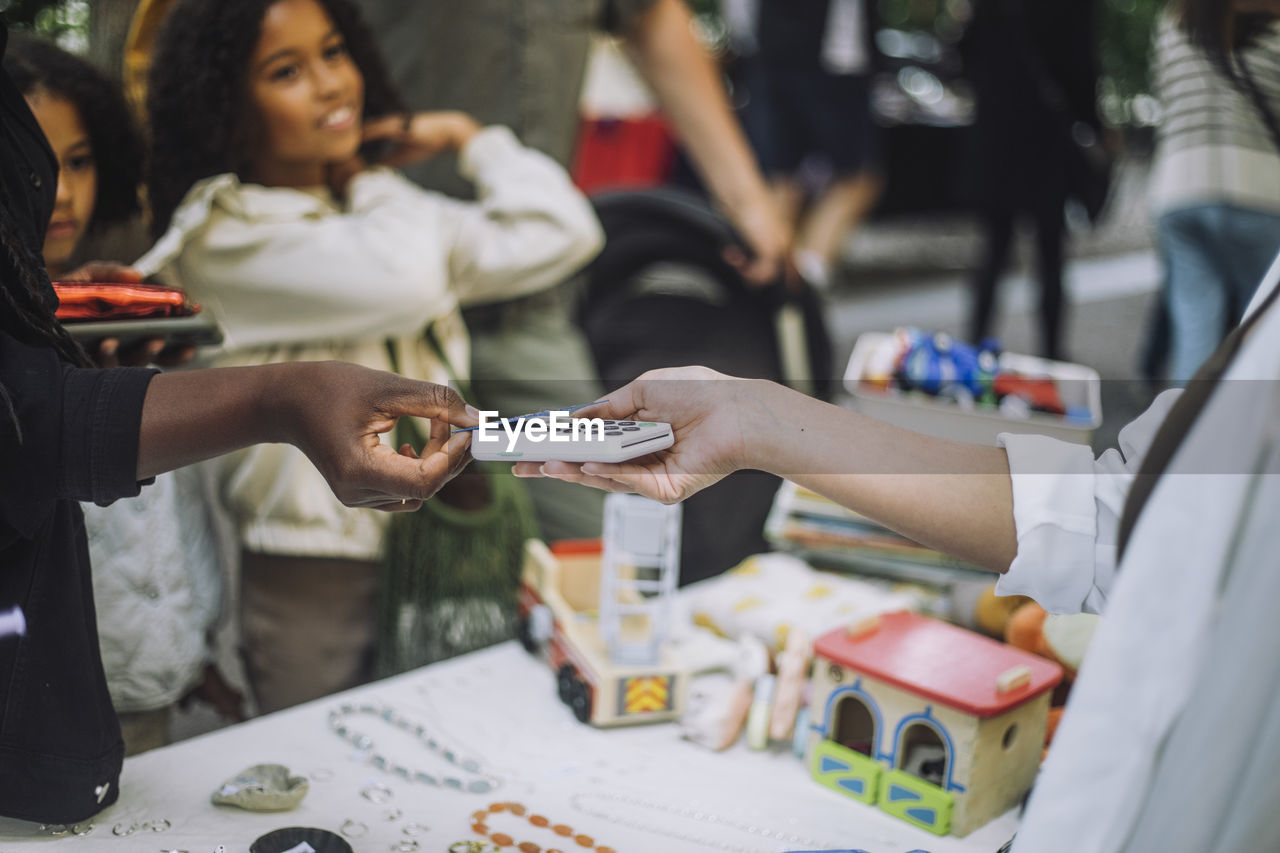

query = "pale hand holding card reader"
(469, 409), (674, 464)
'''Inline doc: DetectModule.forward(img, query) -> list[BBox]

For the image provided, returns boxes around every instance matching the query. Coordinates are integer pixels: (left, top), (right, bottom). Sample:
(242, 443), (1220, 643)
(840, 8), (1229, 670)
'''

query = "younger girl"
(137, 0), (603, 712)
(3, 34), (243, 754)
(3, 35), (142, 281)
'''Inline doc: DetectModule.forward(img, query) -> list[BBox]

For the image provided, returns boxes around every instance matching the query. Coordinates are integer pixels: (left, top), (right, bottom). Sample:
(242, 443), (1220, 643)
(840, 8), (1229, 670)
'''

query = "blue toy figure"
(895, 329), (999, 403)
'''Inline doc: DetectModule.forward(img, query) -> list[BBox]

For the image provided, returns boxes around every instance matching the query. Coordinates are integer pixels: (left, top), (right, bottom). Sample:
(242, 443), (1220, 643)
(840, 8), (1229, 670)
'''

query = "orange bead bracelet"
(471, 801), (617, 853)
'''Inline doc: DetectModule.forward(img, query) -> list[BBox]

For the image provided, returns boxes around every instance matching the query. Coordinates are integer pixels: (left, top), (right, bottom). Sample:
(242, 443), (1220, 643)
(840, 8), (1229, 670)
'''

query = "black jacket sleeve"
(0, 329), (155, 540)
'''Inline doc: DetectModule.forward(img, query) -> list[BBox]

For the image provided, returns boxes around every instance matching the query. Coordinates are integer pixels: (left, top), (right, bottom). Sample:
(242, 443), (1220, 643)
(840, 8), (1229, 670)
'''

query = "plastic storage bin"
(843, 332), (1102, 446)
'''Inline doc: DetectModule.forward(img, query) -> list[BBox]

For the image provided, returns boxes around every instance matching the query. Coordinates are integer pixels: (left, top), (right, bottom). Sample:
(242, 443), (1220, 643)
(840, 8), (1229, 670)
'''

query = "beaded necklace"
(327, 703), (499, 794)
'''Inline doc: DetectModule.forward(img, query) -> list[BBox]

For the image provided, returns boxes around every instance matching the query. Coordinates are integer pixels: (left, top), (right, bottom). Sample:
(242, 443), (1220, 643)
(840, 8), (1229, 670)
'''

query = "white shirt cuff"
(997, 432), (1105, 614)
(458, 125), (522, 182)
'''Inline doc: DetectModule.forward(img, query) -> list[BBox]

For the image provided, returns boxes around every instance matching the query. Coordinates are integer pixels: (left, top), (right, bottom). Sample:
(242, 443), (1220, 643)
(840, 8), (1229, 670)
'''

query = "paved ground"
(826, 156), (1162, 453)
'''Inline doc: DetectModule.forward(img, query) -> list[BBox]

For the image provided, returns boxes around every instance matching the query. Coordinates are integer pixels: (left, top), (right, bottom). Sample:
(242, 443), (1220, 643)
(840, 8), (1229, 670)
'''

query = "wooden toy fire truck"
(516, 495), (689, 727)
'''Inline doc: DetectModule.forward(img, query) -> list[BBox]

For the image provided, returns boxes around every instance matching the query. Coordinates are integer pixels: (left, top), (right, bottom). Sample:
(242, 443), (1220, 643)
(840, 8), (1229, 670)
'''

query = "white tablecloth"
(0, 643), (1018, 853)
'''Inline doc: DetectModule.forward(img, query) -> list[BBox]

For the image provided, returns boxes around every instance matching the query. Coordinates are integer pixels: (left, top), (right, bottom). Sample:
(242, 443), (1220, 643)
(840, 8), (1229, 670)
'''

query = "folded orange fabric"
(52, 281), (198, 321)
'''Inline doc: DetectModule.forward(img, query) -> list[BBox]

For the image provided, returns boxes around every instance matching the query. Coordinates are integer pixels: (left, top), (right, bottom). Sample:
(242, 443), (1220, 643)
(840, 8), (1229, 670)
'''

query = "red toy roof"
(814, 611), (1063, 717)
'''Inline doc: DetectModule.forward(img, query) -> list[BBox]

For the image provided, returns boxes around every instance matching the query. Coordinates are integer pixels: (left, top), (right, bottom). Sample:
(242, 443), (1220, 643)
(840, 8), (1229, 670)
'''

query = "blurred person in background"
(731, 0), (884, 289)
(1147, 0), (1280, 383)
(349, 0), (790, 543)
(962, 0), (1103, 362)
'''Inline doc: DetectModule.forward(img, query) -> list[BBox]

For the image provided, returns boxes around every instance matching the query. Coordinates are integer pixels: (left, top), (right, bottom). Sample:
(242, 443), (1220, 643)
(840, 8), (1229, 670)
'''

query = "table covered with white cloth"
(0, 643), (1019, 853)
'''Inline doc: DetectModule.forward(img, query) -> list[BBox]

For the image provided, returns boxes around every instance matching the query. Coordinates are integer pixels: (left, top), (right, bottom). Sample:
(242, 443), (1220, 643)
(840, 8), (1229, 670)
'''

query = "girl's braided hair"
(146, 0), (404, 237)
(0, 190), (90, 367)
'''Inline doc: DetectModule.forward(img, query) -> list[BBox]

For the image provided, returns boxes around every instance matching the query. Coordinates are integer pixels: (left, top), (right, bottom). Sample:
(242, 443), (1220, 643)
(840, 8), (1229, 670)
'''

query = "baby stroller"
(579, 187), (835, 585)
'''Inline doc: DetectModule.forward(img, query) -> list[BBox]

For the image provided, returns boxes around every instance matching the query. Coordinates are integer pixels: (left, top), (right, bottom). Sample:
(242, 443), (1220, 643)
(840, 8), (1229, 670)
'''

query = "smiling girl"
(135, 0), (602, 712)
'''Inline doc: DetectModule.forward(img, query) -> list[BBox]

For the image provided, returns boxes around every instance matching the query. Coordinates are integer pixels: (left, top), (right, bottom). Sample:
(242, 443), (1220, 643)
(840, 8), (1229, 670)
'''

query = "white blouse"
(998, 256), (1280, 852)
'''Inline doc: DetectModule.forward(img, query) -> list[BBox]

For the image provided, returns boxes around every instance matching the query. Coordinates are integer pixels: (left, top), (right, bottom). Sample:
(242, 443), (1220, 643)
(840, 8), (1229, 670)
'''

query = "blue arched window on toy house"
(891, 708), (964, 794)
(821, 680), (883, 758)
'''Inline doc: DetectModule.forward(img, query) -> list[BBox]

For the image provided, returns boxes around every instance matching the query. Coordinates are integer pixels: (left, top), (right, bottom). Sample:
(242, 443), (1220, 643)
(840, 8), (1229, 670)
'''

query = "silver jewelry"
(112, 817), (172, 838)
(328, 703), (498, 793)
(390, 841), (419, 852)
(340, 819), (368, 838)
(361, 782), (394, 804)
(383, 807), (403, 821)
(401, 823), (427, 836)
(72, 824), (94, 837)
(568, 791), (847, 853)
(448, 844), (498, 853)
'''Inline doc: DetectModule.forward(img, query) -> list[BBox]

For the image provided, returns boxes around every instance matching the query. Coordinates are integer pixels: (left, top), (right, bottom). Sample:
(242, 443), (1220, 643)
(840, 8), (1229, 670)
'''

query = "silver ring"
(361, 782), (393, 803)
(340, 819), (368, 838)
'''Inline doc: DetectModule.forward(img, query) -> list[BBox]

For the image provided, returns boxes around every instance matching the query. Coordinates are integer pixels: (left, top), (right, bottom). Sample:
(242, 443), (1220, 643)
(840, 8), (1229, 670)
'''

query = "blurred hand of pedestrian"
(723, 196), (793, 288)
(362, 110), (482, 169)
(512, 366), (764, 504)
(60, 261), (197, 368)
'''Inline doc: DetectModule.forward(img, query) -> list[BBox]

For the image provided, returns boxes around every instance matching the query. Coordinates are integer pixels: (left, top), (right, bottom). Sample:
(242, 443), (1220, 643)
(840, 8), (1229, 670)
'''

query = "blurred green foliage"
(9, 0), (1167, 126)
(1098, 0), (1170, 123)
(692, 0), (1170, 126)
(877, 0), (1171, 116)
(0, 0), (89, 51)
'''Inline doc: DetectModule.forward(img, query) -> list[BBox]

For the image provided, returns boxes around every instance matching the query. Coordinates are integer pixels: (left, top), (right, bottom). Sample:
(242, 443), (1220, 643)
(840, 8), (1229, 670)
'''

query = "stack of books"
(765, 481), (992, 588)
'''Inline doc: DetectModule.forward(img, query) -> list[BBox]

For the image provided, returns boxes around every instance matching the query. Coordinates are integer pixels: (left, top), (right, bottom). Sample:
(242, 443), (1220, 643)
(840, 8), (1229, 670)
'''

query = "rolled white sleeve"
(996, 390), (1183, 615)
(135, 132), (602, 350)
(137, 172), (460, 350)
(448, 125), (605, 306)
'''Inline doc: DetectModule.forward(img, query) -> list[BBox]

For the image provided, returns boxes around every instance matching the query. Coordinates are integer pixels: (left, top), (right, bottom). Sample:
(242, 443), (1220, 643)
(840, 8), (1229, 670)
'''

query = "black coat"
(0, 21), (156, 824)
(962, 0), (1102, 209)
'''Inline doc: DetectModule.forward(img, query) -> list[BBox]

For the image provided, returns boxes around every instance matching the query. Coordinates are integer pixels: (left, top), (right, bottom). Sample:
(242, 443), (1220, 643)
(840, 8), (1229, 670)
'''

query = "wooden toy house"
(805, 611), (1062, 837)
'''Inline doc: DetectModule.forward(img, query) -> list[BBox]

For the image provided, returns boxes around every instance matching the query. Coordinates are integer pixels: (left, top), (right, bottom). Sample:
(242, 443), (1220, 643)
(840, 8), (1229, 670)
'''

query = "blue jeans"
(1158, 204), (1280, 381)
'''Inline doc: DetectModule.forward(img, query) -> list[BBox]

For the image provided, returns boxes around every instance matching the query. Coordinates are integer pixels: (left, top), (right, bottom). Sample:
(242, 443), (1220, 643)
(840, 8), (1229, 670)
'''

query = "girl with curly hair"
(135, 0), (603, 712)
